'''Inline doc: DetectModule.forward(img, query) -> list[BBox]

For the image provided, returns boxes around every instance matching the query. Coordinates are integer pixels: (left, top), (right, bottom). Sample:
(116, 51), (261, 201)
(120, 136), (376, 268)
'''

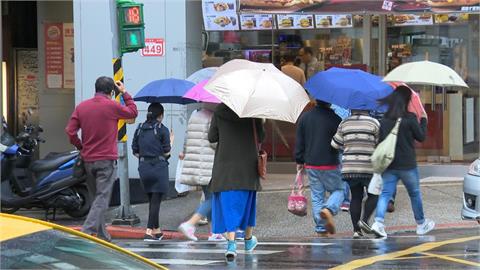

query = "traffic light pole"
(110, 0), (139, 226)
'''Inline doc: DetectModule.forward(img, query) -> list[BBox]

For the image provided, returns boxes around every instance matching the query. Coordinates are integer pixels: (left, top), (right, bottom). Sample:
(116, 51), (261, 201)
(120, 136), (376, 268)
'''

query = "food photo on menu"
(240, 14), (274, 30)
(203, 0), (236, 13)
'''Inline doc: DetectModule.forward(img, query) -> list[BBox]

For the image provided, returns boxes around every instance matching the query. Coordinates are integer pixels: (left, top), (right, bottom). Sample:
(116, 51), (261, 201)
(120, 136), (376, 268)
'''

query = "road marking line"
(419, 252), (480, 267)
(132, 241), (334, 247)
(149, 259), (224, 266)
(330, 235), (480, 270)
(394, 253), (480, 260)
(127, 247), (283, 255)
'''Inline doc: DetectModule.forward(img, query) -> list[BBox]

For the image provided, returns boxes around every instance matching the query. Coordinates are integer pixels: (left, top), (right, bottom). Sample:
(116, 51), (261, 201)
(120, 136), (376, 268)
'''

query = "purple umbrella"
(183, 80), (220, 104)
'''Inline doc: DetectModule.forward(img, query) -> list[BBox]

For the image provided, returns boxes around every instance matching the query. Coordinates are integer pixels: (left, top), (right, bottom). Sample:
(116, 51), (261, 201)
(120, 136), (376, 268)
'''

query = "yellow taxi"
(0, 213), (167, 269)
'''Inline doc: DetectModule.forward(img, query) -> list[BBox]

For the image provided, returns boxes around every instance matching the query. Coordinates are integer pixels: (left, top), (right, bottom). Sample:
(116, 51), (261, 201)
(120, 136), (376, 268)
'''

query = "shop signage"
(202, 0), (239, 31)
(239, 0), (480, 14)
(141, 38), (164, 56)
(240, 14), (274, 30)
(393, 14), (434, 26)
(44, 23), (74, 89)
(434, 13), (469, 24)
(277, 14), (314, 29)
(315, 14), (353, 28)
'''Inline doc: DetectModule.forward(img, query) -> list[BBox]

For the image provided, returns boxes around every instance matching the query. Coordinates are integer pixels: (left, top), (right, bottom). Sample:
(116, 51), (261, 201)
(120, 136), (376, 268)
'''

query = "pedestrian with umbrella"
(205, 59), (309, 260)
(132, 78), (196, 241)
(305, 68), (393, 238)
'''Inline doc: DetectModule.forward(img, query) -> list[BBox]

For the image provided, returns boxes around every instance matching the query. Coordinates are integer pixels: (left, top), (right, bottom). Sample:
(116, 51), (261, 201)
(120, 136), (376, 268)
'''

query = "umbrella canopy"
(304, 67), (393, 111)
(383, 60), (468, 88)
(183, 80), (220, 103)
(186, 67), (218, 84)
(134, 78), (196, 104)
(205, 59), (309, 123)
(388, 82), (426, 121)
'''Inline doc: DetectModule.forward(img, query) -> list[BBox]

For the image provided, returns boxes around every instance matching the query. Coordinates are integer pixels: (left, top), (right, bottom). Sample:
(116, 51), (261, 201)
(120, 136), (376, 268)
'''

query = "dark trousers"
(147, 192), (163, 229)
(82, 160), (116, 241)
(349, 180), (378, 232)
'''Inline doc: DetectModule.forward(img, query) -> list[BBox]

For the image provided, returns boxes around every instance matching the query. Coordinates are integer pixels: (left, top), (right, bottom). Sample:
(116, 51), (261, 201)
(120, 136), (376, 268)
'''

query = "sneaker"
(208, 233), (226, 242)
(154, 232), (164, 240)
(143, 234), (160, 242)
(178, 222), (198, 241)
(225, 240), (237, 261)
(371, 221), (387, 238)
(353, 231), (364, 239)
(387, 200), (395, 213)
(235, 230), (245, 240)
(340, 203), (350, 212)
(320, 208), (336, 234)
(316, 231), (329, 238)
(245, 236), (258, 252)
(416, 219), (435, 235)
(198, 217), (208, 226)
(358, 220), (373, 234)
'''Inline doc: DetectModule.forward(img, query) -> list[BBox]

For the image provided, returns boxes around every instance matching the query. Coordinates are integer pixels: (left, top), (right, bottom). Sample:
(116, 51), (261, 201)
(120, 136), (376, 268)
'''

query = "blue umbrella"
(305, 68), (393, 111)
(134, 78), (196, 104)
(186, 67), (218, 84)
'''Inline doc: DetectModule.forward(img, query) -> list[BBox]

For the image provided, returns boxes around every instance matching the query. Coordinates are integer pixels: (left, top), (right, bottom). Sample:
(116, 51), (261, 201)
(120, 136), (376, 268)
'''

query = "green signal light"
(129, 32), (138, 45)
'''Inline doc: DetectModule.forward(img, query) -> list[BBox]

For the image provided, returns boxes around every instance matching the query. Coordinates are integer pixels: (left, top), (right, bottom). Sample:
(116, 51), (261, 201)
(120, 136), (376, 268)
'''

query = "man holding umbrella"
(295, 100), (343, 236)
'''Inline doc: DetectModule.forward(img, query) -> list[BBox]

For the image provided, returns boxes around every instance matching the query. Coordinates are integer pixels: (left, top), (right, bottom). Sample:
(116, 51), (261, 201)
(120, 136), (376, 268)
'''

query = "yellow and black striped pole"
(112, 57), (132, 142)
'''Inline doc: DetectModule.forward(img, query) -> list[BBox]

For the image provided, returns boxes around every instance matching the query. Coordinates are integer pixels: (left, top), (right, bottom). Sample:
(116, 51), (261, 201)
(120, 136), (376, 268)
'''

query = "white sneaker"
(371, 221), (387, 238)
(178, 222), (198, 241)
(416, 219), (435, 235)
(208, 233), (226, 242)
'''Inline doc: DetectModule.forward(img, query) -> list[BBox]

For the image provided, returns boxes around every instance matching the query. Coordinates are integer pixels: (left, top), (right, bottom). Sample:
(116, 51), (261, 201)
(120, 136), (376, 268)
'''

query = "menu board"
(202, 0), (239, 31)
(434, 13), (469, 24)
(393, 14), (434, 26)
(315, 15), (353, 28)
(240, 14), (274, 30)
(277, 14), (314, 30)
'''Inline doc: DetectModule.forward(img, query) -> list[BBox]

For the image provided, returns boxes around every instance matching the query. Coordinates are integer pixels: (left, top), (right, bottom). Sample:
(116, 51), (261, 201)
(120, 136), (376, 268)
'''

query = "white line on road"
(149, 259), (224, 266)
(126, 247), (283, 255)
(125, 241), (334, 247)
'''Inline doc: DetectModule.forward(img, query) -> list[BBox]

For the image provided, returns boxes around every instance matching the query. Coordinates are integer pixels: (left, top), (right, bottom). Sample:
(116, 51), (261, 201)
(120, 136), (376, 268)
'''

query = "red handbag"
(288, 170), (308, 217)
(253, 120), (267, 180)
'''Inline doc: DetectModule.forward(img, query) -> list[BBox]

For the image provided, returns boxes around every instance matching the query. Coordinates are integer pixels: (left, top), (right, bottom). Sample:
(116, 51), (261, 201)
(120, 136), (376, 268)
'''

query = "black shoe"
(387, 201), (395, 213)
(353, 231), (364, 239)
(358, 220), (373, 234)
(155, 233), (164, 240)
(144, 234), (160, 242)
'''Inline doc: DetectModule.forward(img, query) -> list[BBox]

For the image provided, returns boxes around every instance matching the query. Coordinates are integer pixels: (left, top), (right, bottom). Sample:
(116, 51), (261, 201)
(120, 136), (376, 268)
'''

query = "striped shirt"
(331, 113), (380, 179)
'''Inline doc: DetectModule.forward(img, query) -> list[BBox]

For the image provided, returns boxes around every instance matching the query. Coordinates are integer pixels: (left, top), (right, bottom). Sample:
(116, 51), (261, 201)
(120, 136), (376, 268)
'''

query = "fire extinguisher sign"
(141, 38), (164, 56)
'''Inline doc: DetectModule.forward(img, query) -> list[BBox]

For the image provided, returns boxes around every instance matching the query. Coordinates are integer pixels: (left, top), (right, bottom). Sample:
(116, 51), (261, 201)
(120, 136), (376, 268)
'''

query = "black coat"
(208, 104), (265, 193)
(295, 105), (341, 166)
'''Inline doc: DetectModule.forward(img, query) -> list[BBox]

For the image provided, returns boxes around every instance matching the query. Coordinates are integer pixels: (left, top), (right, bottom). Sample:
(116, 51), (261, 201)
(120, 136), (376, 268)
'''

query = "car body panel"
(462, 160), (480, 221)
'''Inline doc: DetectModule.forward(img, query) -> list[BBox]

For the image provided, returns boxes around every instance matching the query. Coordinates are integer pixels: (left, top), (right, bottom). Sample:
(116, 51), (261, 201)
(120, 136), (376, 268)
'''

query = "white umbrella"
(186, 67), (218, 84)
(383, 60), (468, 88)
(205, 59), (309, 123)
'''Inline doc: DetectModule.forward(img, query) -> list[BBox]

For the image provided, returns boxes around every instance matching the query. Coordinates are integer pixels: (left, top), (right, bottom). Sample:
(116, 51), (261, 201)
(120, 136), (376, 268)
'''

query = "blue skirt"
(211, 190), (257, 234)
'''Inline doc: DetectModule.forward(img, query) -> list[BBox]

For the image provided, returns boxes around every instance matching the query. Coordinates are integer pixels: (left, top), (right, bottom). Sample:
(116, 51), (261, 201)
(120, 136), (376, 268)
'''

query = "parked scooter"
(1, 115), (91, 219)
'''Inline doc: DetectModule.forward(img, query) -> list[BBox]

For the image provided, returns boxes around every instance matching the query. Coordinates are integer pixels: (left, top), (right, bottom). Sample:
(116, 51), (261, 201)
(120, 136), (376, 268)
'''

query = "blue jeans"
(343, 181), (351, 204)
(196, 186), (212, 220)
(306, 168), (345, 233)
(375, 168), (425, 225)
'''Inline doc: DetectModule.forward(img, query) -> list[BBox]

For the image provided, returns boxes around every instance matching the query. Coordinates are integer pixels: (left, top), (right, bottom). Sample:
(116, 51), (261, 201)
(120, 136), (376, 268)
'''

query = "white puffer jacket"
(180, 109), (215, 186)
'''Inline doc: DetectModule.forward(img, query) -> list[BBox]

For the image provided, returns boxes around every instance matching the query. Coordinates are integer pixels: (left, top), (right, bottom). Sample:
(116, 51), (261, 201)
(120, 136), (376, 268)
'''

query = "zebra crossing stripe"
(127, 247), (283, 255)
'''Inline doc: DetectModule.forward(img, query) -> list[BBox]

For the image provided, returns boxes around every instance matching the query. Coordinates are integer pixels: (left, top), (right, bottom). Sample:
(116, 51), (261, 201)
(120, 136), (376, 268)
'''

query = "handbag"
(252, 120), (267, 180)
(371, 118), (402, 173)
(174, 159), (192, 194)
(288, 170), (308, 217)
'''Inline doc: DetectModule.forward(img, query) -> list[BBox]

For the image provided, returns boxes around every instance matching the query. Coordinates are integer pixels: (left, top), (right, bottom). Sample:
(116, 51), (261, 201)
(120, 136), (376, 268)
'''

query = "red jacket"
(65, 92), (138, 162)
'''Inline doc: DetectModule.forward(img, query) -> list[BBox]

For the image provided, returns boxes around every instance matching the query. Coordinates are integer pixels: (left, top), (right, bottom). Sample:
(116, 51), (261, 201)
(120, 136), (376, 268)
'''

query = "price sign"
(141, 38), (164, 57)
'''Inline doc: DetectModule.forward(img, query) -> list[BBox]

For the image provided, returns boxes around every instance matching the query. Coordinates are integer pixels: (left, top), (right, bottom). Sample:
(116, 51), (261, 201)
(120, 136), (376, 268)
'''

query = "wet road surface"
(117, 228), (480, 269)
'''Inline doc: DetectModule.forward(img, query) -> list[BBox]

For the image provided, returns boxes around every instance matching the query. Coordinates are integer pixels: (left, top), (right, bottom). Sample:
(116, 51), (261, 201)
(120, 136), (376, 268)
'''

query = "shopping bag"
(175, 159), (191, 194)
(287, 170), (308, 217)
(367, 173), (383, 195)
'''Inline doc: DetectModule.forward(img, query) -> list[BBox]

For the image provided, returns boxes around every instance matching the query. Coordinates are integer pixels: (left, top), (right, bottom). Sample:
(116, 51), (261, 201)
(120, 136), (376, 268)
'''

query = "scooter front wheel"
(1, 205), (19, 214)
(65, 185), (91, 218)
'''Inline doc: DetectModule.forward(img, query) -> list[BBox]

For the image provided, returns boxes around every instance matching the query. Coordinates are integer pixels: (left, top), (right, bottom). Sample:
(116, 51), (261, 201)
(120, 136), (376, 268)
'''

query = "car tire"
(65, 185), (91, 218)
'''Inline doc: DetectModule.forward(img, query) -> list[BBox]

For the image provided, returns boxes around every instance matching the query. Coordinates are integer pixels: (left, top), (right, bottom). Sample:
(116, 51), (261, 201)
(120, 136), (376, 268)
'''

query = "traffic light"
(117, 0), (145, 54)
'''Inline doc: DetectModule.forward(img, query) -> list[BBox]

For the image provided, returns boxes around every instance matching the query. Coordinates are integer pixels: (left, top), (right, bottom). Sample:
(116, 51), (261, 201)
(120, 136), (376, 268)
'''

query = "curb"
(68, 220), (478, 240)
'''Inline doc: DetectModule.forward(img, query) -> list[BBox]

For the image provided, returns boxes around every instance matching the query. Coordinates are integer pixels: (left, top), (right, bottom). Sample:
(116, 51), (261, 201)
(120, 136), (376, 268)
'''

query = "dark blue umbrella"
(305, 68), (393, 111)
(134, 78), (196, 104)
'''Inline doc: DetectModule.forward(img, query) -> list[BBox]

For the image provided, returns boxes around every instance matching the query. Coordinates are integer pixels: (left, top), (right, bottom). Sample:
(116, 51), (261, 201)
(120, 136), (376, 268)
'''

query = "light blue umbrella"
(186, 67), (218, 84)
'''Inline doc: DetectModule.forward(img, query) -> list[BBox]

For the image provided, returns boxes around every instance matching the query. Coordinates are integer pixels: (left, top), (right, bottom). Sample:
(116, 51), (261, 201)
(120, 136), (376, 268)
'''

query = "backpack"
(134, 122), (162, 142)
(371, 118), (402, 173)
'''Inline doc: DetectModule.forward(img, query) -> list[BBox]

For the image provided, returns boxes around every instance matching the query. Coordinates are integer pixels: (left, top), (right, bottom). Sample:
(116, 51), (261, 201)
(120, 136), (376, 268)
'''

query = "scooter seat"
(30, 151), (78, 173)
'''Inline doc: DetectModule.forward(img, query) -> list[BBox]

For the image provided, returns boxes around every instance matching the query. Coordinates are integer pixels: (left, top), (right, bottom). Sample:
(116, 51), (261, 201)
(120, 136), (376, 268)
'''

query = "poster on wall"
(239, 0), (480, 14)
(393, 14), (434, 26)
(240, 14), (274, 30)
(465, 98), (474, 144)
(277, 14), (314, 29)
(315, 14), (353, 28)
(202, 0), (239, 31)
(15, 49), (39, 130)
(44, 22), (75, 89)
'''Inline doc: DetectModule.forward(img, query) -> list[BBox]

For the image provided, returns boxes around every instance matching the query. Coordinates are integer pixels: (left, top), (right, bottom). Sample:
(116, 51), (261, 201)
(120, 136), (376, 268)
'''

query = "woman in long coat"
(208, 103), (264, 261)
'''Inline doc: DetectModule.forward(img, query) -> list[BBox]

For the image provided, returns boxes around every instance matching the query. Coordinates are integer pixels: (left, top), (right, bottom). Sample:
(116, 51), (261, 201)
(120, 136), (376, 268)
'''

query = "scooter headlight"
(468, 159), (480, 177)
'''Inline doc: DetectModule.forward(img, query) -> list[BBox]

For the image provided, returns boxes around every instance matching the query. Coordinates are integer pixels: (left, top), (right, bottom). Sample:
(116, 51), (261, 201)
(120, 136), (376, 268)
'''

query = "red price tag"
(141, 38), (164, 57)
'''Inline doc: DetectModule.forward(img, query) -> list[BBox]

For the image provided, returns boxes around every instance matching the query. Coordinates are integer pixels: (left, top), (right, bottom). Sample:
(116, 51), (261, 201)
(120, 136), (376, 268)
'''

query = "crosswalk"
(118, 240), (333, 268)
